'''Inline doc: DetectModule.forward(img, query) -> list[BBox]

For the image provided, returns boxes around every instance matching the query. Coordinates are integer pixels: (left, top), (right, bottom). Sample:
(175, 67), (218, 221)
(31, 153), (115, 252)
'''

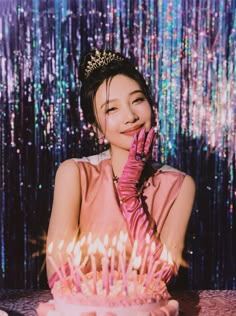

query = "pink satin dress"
(48, 155), (185, 288)
(77, 158), (185, 253)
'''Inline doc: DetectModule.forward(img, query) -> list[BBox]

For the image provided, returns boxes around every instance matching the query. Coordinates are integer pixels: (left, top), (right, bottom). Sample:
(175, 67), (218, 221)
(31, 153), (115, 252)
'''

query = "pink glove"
(117, 127), (176, 282)
(117, 127), (158, 244)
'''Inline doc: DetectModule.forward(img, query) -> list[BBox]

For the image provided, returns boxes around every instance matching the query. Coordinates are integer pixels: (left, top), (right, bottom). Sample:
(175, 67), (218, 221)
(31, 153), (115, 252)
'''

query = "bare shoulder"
(174, 174), (196, 214)
(157, 164), (196, 196)
(55, 159), (80, 181)
(56, 158), (80, 173)
(181, 174), (196, 196)
(51, 158), (82, 221)
(53, 159), (81, 196)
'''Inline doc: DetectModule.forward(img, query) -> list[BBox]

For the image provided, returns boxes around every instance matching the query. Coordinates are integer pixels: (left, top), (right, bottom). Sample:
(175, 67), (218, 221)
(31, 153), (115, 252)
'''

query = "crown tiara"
(84, 50), (125, 79)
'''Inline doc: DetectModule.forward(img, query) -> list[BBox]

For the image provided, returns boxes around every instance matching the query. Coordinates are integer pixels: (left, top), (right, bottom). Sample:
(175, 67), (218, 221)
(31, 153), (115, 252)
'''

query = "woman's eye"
(133, 97), (145, 104)
(105, 107), (116, 114)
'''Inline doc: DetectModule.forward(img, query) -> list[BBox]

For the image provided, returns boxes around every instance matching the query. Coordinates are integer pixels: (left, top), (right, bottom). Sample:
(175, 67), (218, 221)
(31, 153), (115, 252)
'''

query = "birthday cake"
(37, 233), (179, 316)
(49, 273), (178, 316)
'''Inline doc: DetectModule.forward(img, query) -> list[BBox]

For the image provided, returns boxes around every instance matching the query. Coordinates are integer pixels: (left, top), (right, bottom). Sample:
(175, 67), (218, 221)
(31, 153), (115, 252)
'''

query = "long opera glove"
(117, 128), (177, 283)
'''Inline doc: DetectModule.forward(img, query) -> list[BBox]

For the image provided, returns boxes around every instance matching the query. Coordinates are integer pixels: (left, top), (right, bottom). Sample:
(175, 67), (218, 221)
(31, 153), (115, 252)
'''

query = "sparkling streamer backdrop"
(0, 0), (235, 289)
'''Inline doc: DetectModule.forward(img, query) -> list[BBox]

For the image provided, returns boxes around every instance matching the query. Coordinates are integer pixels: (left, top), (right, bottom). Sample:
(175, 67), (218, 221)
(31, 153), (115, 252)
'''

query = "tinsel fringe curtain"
(0, 0), (235, 289)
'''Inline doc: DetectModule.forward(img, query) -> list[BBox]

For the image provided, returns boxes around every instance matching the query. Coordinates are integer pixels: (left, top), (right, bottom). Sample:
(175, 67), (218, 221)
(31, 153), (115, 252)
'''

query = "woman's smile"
(121, 123), (145, 136)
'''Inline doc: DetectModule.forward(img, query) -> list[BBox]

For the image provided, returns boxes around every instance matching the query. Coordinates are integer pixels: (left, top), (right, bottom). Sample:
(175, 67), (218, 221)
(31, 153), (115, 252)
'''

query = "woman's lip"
(121, 125), (144, 135)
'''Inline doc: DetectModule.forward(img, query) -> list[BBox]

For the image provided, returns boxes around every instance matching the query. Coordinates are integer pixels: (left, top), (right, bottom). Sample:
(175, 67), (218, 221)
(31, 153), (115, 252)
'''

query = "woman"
(46, 50), (196, 287)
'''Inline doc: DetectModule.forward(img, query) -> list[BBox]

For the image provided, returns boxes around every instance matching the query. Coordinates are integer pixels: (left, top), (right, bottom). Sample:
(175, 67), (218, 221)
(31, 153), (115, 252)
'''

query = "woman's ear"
(92, 124), (105, 144)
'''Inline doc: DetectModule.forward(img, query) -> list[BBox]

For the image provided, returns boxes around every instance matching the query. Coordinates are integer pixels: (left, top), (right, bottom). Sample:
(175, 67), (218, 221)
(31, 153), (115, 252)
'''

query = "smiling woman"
(46, 50), (196, 291)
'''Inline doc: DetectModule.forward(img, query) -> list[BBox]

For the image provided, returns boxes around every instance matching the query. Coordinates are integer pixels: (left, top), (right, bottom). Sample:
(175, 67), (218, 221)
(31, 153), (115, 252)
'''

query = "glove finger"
(129, 132), (138, 160)
(136, 127), (146, 154)
(144, 127), (156, 155)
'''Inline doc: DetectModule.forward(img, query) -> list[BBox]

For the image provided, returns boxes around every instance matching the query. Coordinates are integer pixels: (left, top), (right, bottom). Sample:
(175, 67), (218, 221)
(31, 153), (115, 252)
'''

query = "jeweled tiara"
(84, 50), (124, 79)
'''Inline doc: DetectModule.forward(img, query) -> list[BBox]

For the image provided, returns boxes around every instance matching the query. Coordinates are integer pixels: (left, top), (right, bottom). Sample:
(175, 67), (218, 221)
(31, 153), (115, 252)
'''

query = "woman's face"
(94, 74), (152, 152)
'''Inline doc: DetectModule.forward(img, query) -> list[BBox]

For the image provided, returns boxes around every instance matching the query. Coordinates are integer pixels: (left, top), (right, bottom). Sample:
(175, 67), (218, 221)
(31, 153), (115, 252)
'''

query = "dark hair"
(79, 49), (155, 127)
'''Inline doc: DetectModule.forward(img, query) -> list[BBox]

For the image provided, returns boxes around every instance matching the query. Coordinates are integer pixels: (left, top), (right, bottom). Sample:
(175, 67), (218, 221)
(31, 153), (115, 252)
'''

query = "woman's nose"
(124, 106), (139, 124)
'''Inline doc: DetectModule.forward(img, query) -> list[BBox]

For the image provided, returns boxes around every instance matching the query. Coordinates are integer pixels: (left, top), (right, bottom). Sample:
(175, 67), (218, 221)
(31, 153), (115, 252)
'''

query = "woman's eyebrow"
(129, 89), (143, 96)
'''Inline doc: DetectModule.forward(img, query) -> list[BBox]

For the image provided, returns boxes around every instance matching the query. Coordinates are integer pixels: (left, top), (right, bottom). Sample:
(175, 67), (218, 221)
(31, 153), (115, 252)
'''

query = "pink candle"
(75, 268), (82, 292)
(47, 242), (63, 281)
(66, 240), (76, 275)
(57, 240), (66, 278)
(67, 255), (81, 292)
(73, 247), (82, 292)
(147, 241), (156, 276)
(88, 243), (97, 294)
(103, 234), (109, 248)
(117, 240), (122, 278)
(117, 241), (127, 295)
(102, 256), (110, 295)
(144, 260), (159, 290)
(91, 255), (97, 294)
(87, 232), (92, 245)
(112, 236), (117, 248)
(47, 255), (64, 281)
(67, 254), (74, 275)
(120, 232), (128, 266)
(132, 256), (141, 295)
(73, 247), (92, 294)
(104, 235), (110, 294)
(111, 236), (117, 283)
(77, 267), (93, 294)
(108, 248), (114, 286)
(126, 240), (138, 277)
(132, 270), (138, 295)
(157, 245), (174, 283)
(98, 239), (109, 294)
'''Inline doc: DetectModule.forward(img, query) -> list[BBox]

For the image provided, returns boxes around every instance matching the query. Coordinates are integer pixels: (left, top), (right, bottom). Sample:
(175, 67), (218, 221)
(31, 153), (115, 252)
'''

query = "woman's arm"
(160, 175), (196, 269)
(46, 159), (81, 281)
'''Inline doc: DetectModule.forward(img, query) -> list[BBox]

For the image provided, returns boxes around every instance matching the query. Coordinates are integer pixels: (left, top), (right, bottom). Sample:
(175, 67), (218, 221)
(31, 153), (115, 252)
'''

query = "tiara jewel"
(84, 50), (124, 79)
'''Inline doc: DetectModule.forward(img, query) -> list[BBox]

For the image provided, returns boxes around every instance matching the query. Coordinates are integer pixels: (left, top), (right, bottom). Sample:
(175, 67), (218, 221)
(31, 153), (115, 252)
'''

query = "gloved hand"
(117, 127), (155, 199)
(117, 127), (176, 283)
(117, 127), (158, 244)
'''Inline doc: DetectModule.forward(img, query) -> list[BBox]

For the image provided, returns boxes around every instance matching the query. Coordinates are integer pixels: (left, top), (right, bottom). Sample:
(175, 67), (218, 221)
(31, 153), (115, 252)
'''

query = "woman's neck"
(109, 147), (129, 178)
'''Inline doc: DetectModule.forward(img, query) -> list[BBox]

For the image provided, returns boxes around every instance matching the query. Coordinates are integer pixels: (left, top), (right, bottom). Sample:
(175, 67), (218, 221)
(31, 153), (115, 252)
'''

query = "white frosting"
(54, 299), (161, 316)
(51, 273), (179, 316)
(50, 298), (179, 316)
